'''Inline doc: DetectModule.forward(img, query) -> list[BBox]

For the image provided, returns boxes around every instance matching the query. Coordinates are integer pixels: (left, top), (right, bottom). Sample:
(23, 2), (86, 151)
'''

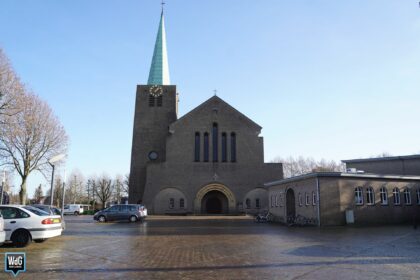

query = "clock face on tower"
(149, 85), (163, 97)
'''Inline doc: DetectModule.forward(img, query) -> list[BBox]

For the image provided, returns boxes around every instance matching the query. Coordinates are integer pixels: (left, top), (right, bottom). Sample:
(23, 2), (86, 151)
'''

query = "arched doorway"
(286, 188), (296, 222)
(201, 190), (228, 214)
(194, 183), (236, 214)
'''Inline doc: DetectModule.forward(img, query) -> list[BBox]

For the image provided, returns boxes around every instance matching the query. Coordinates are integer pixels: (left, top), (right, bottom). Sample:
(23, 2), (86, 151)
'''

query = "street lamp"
(48, 154), (65, 207)
(61, 169), (66, 219)
(0, 171), (5, 205)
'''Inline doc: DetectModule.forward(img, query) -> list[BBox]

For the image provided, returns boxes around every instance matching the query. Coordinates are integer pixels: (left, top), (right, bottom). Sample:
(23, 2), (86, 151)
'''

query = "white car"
(0, 205), (63, 247)
(63, 204), (84, 215)
(0, 213), (5, 245)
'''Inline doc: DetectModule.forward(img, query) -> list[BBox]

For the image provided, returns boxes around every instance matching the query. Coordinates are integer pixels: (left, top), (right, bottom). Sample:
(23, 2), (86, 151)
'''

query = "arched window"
(194, 132), (200, 162)
(380, 187), (388, 205)
(393, 188), (401, 205)
(245, 198), (251, 209)
(230, 132), (236, 162)
(180, 198), (185, 208)
(305, 193), (309, 206)
(169, 198), (175, 209)
(366, 187), (374, 205)
(275, 195), (279, 207)
(255, 198), (260, 209)
(203, 132), (209, 162)
(148, 95), (155, 107)
(312, 191), (316, 205)
(270, 195), (274, 207)
(298, 193), (302, 206)
(221, 132), (227, 162)
(417, 188), (420, 205)
(212, 123), (218, 162)
(404, 188), (411, 205)
(355, 187), (363, 205)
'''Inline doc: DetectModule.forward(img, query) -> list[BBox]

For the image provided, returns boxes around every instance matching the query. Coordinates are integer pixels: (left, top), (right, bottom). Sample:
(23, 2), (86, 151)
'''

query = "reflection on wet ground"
(1, 215), (419, 279)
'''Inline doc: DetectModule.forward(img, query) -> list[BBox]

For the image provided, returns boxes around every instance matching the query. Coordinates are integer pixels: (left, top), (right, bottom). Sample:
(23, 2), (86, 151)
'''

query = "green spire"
(147, 11), (170, 85)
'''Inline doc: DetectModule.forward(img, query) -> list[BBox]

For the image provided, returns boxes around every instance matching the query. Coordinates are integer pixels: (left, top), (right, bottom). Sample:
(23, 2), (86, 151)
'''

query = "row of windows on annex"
(149, 95), (163, 107)
(354, 187), (420, 206)
(168, 198), (185, 209)
(269, 192), (318, 208)
(194, 123), (237, 163)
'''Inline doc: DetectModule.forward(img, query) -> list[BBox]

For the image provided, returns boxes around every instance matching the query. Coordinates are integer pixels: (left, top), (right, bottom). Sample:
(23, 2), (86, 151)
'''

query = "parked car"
(31, 204), (66, 230)
(63, 204), (84, 215)
(0, 205), (62, 247)
(0, 212), (5, 245)
(93, 204), (147, 223)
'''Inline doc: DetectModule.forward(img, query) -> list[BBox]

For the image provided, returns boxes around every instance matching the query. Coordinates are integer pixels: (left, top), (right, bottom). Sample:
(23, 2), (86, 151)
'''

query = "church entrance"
(201, 190), (229, 214)
(286, 188), (296, 223)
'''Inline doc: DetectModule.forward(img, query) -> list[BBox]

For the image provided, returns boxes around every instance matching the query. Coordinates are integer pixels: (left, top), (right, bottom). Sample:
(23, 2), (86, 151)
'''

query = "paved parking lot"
(0, 215), (419, 279)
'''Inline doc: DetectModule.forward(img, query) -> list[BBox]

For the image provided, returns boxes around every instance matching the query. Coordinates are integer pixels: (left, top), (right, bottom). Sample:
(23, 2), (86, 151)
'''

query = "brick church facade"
(128, 11), (282, 214)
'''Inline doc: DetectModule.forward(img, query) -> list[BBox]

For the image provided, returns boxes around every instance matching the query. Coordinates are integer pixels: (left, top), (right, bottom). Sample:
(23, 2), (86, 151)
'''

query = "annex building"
(128, 11), (282, 214)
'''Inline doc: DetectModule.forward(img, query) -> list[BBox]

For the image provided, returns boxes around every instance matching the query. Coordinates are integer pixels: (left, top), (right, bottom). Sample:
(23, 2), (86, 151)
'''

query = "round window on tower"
(148, 151), (158, 161)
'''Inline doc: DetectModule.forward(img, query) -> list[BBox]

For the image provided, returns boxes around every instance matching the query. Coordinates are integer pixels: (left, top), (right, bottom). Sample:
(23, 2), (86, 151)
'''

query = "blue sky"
(1, 1), (419, 196)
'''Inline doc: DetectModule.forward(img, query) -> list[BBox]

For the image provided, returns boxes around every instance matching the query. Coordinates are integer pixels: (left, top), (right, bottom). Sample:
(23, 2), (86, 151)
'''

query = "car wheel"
(98, 215), (106, 222)
(74, 211), (79, 216)
(12, 229), (32, 248)
(34, 239), (47, 243)
(129, 215), (137, 222)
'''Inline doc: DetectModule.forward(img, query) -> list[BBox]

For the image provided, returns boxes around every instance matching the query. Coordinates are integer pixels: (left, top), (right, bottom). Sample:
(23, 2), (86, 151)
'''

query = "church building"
(129, 10), (283, 214)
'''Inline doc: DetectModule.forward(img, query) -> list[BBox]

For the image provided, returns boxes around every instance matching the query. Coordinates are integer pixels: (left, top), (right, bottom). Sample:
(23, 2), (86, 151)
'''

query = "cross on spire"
(161, 0), (165, 13)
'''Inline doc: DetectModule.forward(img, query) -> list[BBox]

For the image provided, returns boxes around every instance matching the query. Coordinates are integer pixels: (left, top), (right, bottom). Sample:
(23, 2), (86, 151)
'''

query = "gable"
(170, 96), (262, 133)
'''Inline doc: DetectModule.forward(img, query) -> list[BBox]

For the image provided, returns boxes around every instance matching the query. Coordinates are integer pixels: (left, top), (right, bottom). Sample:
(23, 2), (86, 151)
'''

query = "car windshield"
(23, 206), (50, 216)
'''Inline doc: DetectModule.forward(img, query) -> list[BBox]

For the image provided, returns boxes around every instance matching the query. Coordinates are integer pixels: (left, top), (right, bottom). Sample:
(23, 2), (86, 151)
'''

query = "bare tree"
(33, 184), (43, 202)
(0, 91), (68, 204)
(272, 156), (344, 178)
(0, 48), (23, 125)
(112, 174), (126, 204)
(123, 173), (129, 195)
(94, 176), (113, 209)
(66, 170), (85, 204)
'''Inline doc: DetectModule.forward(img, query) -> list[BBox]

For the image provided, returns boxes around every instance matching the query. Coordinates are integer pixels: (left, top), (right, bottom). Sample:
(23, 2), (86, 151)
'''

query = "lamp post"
(61, 169), (66, 219)
(0, 171), (5, 205)
(48, 154), (65, 207)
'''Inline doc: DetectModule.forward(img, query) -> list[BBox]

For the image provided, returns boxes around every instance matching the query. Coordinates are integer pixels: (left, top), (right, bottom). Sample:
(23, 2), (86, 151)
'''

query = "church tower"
(129, 9), (177, 203)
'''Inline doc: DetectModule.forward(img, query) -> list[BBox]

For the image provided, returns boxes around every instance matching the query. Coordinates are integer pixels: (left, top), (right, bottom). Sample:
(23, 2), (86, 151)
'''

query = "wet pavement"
(0, 215), (419, 279)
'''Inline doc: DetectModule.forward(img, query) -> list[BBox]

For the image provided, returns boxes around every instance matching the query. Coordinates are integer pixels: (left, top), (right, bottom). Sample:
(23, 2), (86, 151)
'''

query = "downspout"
(316, 176), (321, 227)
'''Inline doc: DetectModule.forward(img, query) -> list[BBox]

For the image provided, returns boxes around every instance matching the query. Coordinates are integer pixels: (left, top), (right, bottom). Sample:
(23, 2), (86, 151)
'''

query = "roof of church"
(147, 11), (170, 85)
(170, 95), (262, 130)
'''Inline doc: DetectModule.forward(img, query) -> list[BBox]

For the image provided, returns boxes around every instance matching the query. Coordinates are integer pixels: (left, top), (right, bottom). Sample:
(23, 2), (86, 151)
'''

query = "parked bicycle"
(255, 211), (273, 223)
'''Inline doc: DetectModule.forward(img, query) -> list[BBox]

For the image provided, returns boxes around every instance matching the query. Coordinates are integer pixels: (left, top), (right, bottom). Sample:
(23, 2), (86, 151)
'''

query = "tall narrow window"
(270, 195), (274, 207)
(204, 132), (209, 162)
(212, 123), (218, 162)
(312, 191), (316, 205)
(404, 188), (411, 205)
(393, 188), (401, 205)
(417, 189), (420, 205)
(149, 95), (155, 107)
(380, 187), (388, 205)
(255, 198), (260, 209)
(169, 198), (175, 209)
(230, 132), (236, 162)
(221, 132), (227, 162)
(275, 195), (279, 207)
(366, 187), (374, 205)
(157, 95), (163, 107)
(298, 193), (302, 206)
(194, 132), (200, 162)
(355, 187), (363, 205)
(180, 198), (185, 208)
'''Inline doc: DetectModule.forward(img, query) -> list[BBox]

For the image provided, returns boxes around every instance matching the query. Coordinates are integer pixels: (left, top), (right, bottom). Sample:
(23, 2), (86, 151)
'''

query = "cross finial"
(213, 89), (217, 96)
(161, 0), (166, 13)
